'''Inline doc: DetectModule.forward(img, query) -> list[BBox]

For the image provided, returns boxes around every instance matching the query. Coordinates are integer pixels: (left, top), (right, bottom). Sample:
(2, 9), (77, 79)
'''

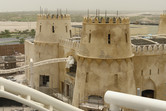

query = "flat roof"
(150, 38), (166, 44)
(131, 39), (155, 45)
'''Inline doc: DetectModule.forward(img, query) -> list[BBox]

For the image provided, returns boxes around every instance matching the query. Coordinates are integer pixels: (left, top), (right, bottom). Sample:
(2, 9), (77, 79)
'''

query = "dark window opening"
(70, 30), (72, 38)
(89, 33), (91, 43)
(61, 82), (64, 94)
(149, 69), (151, 75)
(52, 26), (55, 33)
(114, 74), (118, 87)
(40, 75), (49, 87)
(65, 26), (68, 32)
(67, 62), (77, 77)
(141, 70), (143, 76)
(86, 72), (89, 83)
(125, 33), (128, 43)
(40, 25), (42, 32)
(142, 90), (154, 98)
(88, 95), (103, 105)
(108, 34), (111, 44)
(158, 69), (159, 74)
(66, 84), (70, 97)
(0, 98), (23, 107)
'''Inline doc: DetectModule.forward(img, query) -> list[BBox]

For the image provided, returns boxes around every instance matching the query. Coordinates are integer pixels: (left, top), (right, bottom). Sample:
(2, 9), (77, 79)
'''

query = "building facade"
(25, 13), (166, 111)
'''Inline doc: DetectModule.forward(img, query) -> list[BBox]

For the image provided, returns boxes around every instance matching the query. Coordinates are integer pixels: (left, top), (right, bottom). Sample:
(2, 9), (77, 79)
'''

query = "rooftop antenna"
(98, 9), (100, 18)
(40, 6), (41, 15)
(42, 8), (43, 15)
(57, 9), (59, 15)
(60, 9), (62, 15)
(66, 8), (67, 14)
(117, 10), (119, 17)
(105, 10), (107, 19)
(87, 9), (90, 18)
(96, 9), (98, 18)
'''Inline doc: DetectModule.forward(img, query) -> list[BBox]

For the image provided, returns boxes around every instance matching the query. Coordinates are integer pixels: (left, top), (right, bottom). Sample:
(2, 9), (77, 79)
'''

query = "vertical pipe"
(30, 58), (33, 88)
(137, 88), (141, 96)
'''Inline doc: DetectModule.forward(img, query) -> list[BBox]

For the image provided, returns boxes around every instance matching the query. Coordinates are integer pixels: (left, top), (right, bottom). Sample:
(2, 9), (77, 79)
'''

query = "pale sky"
(0, 0), (165, 12)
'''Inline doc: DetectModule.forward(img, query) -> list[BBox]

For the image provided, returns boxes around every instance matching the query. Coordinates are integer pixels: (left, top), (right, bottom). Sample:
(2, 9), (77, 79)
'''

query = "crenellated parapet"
(58, 39), (80, 50)
(37, 14), (71, 20)
(34, 37), (80, 51)
(160, 14), (166, 18)
(132, 44), (166, 56)
(83, 17), (130, 24)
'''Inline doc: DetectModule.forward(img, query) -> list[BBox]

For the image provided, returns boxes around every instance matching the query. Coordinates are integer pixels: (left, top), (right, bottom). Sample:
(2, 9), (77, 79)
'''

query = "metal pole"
(30, 58), (33, 88)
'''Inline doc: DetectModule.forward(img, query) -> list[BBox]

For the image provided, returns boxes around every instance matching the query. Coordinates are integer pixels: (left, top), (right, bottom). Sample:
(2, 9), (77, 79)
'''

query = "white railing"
(0, 77), (83, 111)
(104, 91), (166, 111)
(0, 58), (67, 74)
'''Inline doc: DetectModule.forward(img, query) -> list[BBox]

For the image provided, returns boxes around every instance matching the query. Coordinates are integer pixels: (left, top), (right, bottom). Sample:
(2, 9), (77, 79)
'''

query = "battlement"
(83, 17), (130, 24)
(58, 39), (80, 50)
(37, 14), (71, 20)
(132, 44), (166, 56)
(34, 37), (80, 51)
(160, 14), (166, 18)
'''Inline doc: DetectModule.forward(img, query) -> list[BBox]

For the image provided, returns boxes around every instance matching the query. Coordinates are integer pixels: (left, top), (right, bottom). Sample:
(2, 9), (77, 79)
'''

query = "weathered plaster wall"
(133, 55), (166, 100)
(24, 40), (34, 82)
(72, 57), (136, 107)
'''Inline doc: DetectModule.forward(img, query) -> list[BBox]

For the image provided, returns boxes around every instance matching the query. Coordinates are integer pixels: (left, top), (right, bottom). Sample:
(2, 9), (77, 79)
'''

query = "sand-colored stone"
(25, 14), (166, 111)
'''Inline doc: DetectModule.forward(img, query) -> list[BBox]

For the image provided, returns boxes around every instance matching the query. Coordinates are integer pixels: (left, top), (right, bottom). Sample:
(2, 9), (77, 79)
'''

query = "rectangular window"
(89, 33), (91, 43)
(39, 75), (49, 87)
(158, 69), (159, 74)
(108, 34), (111, 44)
(40, 25), (42, 32)
(61, 82), (64, 94)
(126, 33), (128, 43)
(65, 26), (68, 32)
(86, 72), (88, 83)
(66, 84), (70, 97)
(69, 30), (72, 38)
(141, 70), (143, 76)
(52, 26), (55, 33)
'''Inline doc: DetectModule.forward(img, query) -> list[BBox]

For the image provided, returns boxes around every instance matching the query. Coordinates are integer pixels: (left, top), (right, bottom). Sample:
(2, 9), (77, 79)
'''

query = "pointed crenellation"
(132, 44), (166, 56)
(37, 14), (71, 20)
(160, 14), (166, 18)
(83, 17), (130, 24)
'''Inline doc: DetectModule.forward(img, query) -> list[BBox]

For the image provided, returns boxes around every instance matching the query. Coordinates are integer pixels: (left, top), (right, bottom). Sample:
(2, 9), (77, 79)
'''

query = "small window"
(66, 84), (70, 97)
(69, 30), (72, 38)
(52, 26), (55, 33)
(141, 70), (143, 76)
(40, 25), (42, 32)
(89, 33), (91, 43)
(39, 75), (49, 87)
(108, 34), (111, 44)
(86, 72), (88, 83)
(149, 69), (151, 75)
(61, 82), (64, 94)
(114, 74), (118, 85)
(158, 69), (159, 74)
(125, 33), (128, 43)
(65, 26), (68, 32)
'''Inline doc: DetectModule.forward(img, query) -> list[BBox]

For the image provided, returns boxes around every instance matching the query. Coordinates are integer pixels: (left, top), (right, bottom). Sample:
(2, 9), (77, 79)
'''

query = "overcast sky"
(0, 0), (165, 12)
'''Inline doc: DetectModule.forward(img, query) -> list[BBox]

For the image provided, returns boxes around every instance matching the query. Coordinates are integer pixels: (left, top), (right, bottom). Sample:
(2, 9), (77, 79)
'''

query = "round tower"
(158, 14), (166, 35)
(32, 14), (72, 92)
(72, 17), (136, 108)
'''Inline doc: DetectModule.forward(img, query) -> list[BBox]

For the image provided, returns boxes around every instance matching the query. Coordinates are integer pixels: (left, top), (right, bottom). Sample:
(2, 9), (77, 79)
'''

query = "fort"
(24, 13), (166, 111)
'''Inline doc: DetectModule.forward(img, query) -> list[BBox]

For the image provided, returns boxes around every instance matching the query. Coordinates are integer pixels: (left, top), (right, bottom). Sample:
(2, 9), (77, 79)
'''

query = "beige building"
(25, 13), (166, 111)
